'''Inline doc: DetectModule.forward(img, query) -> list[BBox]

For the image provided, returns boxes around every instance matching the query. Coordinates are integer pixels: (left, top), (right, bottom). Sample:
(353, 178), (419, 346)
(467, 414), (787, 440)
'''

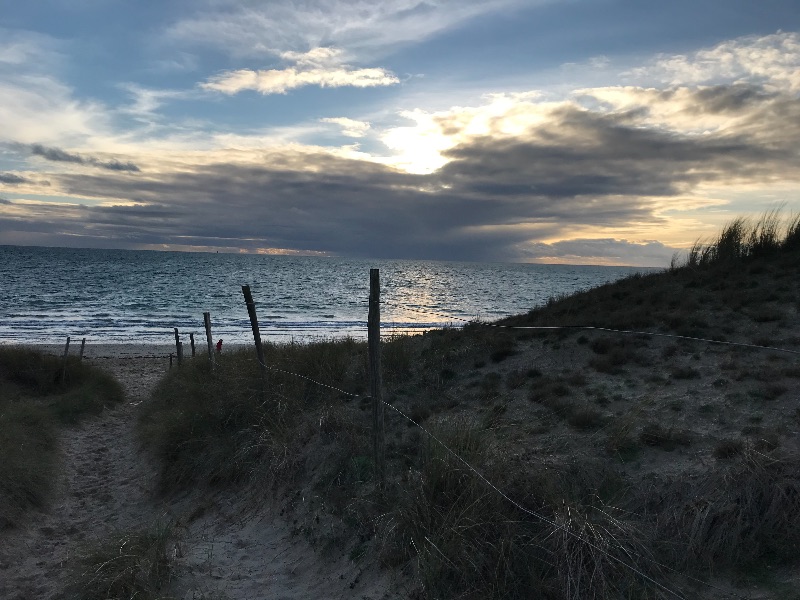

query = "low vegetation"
(139, 213), (800, 599)
(64, 524), (173, 600)
(0, 347), (124, 528)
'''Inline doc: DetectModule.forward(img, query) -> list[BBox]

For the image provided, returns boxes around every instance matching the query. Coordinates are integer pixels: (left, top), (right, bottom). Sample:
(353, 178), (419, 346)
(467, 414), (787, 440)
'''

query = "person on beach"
(216, 339), (222, 353)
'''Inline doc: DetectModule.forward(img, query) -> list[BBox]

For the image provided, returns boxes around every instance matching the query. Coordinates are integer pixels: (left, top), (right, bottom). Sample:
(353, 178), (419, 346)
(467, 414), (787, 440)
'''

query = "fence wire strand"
(383, 299), (800, 356)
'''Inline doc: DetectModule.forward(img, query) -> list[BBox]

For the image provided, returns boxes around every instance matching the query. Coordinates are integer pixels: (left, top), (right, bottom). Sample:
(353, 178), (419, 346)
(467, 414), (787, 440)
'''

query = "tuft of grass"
(679, 210), (800, 268)
(713, 438), (745, 459)
(567, 407), (605, 431)
(660, 449), (800, 571)
(64, 524), (173, 600)
(382, 417), (651, 599)
(670, 366), (701, 380)
(639, 423), (691, 451)
(138, 341), (366, 491)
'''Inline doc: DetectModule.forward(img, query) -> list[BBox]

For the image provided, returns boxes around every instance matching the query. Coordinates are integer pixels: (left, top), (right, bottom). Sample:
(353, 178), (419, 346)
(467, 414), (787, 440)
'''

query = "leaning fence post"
(190, 333), (196, 357)
(173, 328), (182, 366)
(61, 336), (71, 383)
(203, 312), (215, 371)
(368, 268), (386, 486)
(79, 338), (86, 361)
(241, 285), (267, 379)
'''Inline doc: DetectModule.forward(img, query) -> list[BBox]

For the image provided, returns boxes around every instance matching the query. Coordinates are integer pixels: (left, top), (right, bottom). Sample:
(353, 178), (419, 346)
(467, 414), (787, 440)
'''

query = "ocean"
(0, 246), (654, 344)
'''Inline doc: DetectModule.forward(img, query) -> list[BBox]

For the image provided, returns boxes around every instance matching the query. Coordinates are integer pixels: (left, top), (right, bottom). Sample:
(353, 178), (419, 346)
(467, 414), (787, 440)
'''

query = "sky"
(1, 1), (799, 267)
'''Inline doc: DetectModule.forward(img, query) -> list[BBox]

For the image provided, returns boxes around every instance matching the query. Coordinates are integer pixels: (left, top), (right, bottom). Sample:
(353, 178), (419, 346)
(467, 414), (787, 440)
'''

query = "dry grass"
(659, 448), (800, 571)
(64, 524), (173, 600)
(0, 346), (124, 528)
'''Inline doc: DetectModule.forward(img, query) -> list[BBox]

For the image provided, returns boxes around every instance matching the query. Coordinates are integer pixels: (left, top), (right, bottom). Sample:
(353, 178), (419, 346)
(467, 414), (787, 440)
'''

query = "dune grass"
(137, 213), (800, 599)
(682, 210), (800, 268)
(138, 339), (368, 491)
(140, 343), (665, 599)
(0, 346), (124, 528)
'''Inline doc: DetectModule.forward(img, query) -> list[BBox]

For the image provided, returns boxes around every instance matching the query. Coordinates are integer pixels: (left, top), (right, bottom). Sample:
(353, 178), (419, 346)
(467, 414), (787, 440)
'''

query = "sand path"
(0, 354), (401, 600)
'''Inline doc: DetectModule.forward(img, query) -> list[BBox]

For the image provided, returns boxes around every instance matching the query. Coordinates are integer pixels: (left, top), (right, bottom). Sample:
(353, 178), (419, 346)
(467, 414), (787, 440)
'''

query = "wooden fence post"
(241, 285), (267, 379)
(203, 312), (215, 371)
(169, 353), (173, 369)
(79, 338), (86, 361)
(368, 268), (386, 486)
(61, 336), (71, 383)
(190, 333), (196, 357)
(173, 328), (182, 366)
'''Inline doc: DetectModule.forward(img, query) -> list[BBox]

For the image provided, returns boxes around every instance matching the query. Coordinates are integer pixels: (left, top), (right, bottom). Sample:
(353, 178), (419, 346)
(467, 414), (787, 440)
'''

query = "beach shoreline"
(13, 342), (255, 360)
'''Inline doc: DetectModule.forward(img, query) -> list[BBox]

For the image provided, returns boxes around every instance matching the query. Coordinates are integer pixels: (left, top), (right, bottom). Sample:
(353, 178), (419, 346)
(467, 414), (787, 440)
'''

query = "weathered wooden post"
(61, 336), (71, 383)
(173, 328), (182, 366)
(190, 333), (196, 357)
(241, 285), (267, 379)
(368, 269), (386, 486)
(203, 312), (215, 371)
(79, 338), (86, 361)
(169, 353), (173, 369)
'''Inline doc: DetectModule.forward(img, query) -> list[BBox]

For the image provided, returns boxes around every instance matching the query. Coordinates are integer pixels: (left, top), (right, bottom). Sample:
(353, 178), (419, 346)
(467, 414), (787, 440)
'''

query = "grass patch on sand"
(0, 346), (124, 528)
(63, 523), (173, 600)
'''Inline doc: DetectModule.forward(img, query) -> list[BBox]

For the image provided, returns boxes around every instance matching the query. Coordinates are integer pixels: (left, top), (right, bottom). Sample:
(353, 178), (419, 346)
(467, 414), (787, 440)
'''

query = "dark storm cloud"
(30, 144), (141, 172)
(437, 103), (791, 204)
(22, 146), (664, 262)
(689, 84), (776, 114)
(3, 83), (799, 264)
(0, 173), (28, 184)
(31, 144), (84, 164)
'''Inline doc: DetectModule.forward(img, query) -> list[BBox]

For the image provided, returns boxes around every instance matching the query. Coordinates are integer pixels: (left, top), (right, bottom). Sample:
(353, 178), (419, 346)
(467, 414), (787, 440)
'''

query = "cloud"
(201, 47), (398, 95)
(118, 84), (193, 122)
(0, 141), (679, 264)
(435, 104), (790, 201)
(0, 197), (10, 204)
(625, 31), (800, 92)
(0, 173), (29, 184)
(320, 117), (371, 138)
(29, 144), (141, 172)
(165, 0), (527, 61)
(0, 29), (62, 67)
(31, 144), (84, 164)
(519, 238), (677, 267)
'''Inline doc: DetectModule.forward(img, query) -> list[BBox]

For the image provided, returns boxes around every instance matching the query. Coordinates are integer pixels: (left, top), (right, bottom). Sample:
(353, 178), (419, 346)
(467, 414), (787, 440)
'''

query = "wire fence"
(237, 347), (754, 600)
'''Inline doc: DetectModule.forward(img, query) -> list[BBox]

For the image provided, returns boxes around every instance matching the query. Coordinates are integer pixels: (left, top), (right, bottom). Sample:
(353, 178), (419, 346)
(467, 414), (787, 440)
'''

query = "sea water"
(0, 246), (654, 344)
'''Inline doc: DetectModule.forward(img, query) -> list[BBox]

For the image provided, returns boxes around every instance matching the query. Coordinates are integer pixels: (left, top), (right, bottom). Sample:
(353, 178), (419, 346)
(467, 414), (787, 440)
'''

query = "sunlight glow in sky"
(1, 1), (799, 266)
